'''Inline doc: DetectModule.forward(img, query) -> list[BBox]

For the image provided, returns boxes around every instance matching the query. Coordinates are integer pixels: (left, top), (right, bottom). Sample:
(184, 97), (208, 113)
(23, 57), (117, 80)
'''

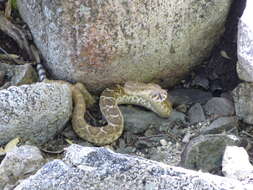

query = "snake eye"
(150, 92), (167, 102)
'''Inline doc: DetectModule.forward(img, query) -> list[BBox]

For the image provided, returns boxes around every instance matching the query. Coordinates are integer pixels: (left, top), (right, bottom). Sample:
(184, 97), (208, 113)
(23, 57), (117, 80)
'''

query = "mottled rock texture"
(232, 82), (253, 124)
(0, 82), (72, 145)
(237, 0), (253, 82)
(14, 144), (253, 190)
(17, 0), (232, 92)
(0, 145), (44, 189)
(180, 134), (240, 172)
(0, 63), (38, 89)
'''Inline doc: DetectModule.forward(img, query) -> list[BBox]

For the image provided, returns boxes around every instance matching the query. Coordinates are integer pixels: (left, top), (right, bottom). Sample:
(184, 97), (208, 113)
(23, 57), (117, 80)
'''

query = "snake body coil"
(72, 81), (172, 145)
(36, 63), (172, 145)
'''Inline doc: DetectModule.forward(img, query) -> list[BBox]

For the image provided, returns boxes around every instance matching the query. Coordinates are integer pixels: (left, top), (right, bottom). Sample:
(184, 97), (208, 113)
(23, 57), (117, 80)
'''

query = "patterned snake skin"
(37, 64), (173, 145)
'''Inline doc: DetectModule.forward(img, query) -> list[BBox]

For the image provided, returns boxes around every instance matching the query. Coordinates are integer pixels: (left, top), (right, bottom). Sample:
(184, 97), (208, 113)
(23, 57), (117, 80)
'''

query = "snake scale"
(37, 63), (173, 145)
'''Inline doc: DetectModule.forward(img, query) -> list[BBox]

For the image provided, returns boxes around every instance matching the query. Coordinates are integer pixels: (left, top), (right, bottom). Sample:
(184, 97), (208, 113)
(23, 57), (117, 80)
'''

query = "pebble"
(160, 139), (168, 146)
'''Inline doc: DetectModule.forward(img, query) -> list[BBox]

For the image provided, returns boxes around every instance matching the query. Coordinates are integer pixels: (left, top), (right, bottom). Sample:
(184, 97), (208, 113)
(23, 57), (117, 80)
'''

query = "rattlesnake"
(36, 64), (173, 145)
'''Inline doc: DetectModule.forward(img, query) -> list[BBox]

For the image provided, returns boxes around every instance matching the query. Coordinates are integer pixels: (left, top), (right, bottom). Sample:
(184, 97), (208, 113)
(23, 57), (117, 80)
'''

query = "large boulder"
(17, 0), (232, 92)
(14, 144), (253, 190)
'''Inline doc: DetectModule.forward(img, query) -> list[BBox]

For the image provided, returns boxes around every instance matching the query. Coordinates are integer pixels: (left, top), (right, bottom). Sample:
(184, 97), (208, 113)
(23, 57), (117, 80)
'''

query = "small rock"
(0, 82), (72, 145)
(168, 110), (187, 124)
(182, 131), (193, 143)
(120, 106), (172, 134)
(14, 144), (253, 190)
(160, 139), (168, 146)
(222, 146), (253, 185)
(188, 103), (206, 124)
(204, 97), (235, 117)
(200, 116), (238, 134)
(180, 134), (241, 172)
(144, 128), (157, 137)
(168, 88), (212, 105)
(0, 145), (44, 189)
(175, 104), (187, 113)
(232, 82), (253, 124)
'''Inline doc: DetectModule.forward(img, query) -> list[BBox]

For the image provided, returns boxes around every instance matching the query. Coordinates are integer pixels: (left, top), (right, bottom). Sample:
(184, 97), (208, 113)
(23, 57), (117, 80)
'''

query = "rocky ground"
(1, 0), (253, 189)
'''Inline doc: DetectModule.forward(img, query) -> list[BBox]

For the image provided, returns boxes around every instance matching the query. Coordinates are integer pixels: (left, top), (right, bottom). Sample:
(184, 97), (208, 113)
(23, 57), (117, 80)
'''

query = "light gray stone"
(17, 0), (232, 92)
(0, 145), (44, 189)
(0, 82), (72, 145)
(232, 82), (253, 124)
(14, 144), (253, 190)
(222, 146), (253, 185)
(237, 0), (253, 82)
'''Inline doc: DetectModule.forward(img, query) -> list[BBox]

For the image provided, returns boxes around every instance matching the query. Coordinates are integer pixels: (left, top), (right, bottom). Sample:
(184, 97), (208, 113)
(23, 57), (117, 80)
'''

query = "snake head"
(124, 81), (168, 102)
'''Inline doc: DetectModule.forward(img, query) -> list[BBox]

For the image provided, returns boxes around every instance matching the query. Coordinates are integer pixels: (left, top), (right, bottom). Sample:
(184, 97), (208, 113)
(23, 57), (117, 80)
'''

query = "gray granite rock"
(17, 0), (232, 92)
(204, 97), (235, 117)
(200, 116), (238, 134)
(0, 145), (44, 189)
(188, 103), (206, 124)
(0, 82), (72, 145)
(14, 144), (253, 190)
(180, 134), (240, 172)
(232, 82), (253, 124)
(237, 0), (253, 82)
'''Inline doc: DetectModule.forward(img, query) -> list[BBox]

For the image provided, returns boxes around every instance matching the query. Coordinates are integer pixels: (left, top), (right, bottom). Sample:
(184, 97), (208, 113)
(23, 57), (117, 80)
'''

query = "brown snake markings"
(38, 64), (172, 145)
(69, 81), (172, 145)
